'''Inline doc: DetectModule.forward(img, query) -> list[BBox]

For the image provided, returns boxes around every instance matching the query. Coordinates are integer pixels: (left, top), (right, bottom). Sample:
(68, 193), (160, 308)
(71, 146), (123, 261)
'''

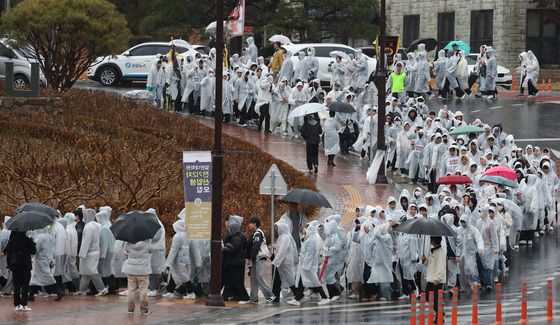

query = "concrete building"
(386, 0), (560, 78)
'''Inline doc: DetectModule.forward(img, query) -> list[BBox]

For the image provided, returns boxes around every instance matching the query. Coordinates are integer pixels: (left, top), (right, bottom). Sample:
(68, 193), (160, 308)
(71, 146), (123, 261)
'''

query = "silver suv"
(0, 39), (47, 89)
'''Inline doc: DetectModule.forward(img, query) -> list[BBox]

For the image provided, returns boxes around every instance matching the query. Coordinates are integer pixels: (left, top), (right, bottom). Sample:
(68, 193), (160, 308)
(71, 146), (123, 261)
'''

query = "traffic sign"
(259, 164), (287, 196)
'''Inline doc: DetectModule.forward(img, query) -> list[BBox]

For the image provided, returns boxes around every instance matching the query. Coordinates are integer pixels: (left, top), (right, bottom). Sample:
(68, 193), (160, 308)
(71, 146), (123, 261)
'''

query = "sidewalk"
(194, 116), (409, 228)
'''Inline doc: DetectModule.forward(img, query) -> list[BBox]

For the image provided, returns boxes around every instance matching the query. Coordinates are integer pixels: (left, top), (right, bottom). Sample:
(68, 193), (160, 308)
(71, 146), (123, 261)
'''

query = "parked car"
(466, 54), (512, 89)
(282, 43), (377, 87)
(87, 41), (200, 86)
(0, 39), (47, 89)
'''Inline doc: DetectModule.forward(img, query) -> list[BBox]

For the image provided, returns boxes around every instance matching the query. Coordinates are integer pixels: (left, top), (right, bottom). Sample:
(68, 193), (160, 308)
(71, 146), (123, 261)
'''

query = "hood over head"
(275, 220), (289, 235)
(173, 220), (186, 233)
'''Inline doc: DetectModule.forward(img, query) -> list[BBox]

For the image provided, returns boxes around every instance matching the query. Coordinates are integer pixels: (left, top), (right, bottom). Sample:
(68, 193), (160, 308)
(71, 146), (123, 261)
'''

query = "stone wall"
(386, 0), (538, 71)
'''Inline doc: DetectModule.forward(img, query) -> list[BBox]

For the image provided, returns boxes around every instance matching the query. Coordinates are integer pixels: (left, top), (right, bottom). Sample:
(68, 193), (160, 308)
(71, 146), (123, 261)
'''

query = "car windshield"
(466, 56), (478, 65)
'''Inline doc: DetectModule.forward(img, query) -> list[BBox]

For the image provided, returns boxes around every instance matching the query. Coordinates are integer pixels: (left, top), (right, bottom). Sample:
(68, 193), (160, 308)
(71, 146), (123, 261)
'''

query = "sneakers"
(539, 230), (545, 235)
(398, 294), (409, 300)
(162, 292), (180, 299)
(265, 296), (276, 304)
(534, 232), (540, 238)
(330, 295), (340, 302)
(183, 293), (196, 300)
(15, 305), (22, 311)
(119, 290), (128, 296)
(141, 311), (152, 315)
(286, 299), (301, 306)
(96, 288), (109, 297)
(21, 306), (32, 311)
(348, 294), (359, 299)
(37, 292), (49, 298)
(317, 298), (330, 305)
(147, 290), (158, 297)
(549, 226), (554, 232)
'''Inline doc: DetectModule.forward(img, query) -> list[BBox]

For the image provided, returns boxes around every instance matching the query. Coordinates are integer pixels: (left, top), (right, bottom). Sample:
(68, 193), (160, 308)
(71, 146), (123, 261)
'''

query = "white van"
(0, 39), (47, 89)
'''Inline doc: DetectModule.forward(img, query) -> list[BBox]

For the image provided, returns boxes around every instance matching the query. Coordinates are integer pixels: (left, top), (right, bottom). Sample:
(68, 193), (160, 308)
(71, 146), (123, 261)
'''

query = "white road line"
(471, 109), (481, 113)
(490, 106), (502, 110)
(512, 103), (524, 106)
(515, 138), (560, 142)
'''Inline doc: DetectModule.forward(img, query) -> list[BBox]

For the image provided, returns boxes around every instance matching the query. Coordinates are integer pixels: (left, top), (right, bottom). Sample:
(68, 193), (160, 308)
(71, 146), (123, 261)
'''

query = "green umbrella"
(480, 175), (518, 188)
(444, 41), (471, 55)
(449, 125), (484, 136)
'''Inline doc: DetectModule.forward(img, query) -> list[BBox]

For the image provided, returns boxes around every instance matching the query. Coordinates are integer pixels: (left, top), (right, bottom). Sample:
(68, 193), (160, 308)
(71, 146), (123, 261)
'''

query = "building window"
(470, 10), (493, 52)
(527, 10), (560, 65)
(403, 15), (420, 48)
(437, 12), (455, 51)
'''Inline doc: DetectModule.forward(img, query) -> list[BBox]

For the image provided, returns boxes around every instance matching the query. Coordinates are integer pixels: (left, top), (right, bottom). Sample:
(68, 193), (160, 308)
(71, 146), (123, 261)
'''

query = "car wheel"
(13, 74), (30, 90)
(98, 66), (119, 86)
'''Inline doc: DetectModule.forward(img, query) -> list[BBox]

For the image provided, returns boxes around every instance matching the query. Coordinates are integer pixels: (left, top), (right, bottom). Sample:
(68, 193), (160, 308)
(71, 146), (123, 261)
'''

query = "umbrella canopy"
(110, 211), (161, 244)
(329, 51), (350, 61)
(483, 166), (517, 181)
(407, 37), (438, 53)
(480, 175), (518, 188)
(490, 198), (522, 228)
(327, 101), (356, 113)
(393, 217), (456, 237)
(449, 125), (484, 136)
(443, 41), (471, 55)
(269, 35), (291, 45)
(287, 103), (327, 119)
(437, 175), (473, 185)
(16, 203), (59, 219)
(280, 189), (332, 208)
(6, 211), (54, 232)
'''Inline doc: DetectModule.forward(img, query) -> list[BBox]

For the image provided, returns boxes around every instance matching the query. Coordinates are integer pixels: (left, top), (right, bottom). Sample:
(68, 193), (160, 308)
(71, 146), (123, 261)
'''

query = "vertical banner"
(375, 35), (401, 68)
(183, 151), (212, 240)
(227, 0), (245, 37)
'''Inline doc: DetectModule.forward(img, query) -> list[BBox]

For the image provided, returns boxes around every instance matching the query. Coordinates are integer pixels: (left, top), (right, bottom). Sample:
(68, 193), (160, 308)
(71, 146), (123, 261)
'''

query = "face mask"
(395, 121), (401, 126)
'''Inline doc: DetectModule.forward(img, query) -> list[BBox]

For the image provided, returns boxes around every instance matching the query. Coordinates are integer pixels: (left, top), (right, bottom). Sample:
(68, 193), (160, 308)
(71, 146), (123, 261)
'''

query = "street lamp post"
(206, 0), (226, 307)
(375, 0), (388, 184)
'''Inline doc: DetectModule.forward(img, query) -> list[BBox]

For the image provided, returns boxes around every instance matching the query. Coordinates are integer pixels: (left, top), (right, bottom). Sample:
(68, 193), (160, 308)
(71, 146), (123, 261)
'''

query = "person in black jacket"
(300, 113), (323, 174)
(2, 231), (37, 311)
(222, 219), (250, 301)
(239, 217), (274, 305)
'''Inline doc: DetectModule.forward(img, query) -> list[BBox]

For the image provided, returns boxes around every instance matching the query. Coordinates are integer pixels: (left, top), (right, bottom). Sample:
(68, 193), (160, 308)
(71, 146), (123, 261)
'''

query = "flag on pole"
(227, 0), (245, 37)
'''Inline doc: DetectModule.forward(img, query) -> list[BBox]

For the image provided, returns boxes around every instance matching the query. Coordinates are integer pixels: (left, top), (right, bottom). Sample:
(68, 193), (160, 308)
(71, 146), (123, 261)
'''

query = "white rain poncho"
(200, 70), (216, 113)
(298, 220), (323, 288)
(30, 227), (57, 286)
(397, 217), (418, 280)
(96, 210), (115, 278)
(0, 216), (11, 279)
(148, 208), (166, 275)
(368, 223), (394, 284)
(405, 52), (417, 93)
(279, 51), (295, 84)
(324, 116), (340, 155)
(322, 220), (342, 285)
(524, 50), (540, 87)
(433, 50), (447, 89)
(354, 49), (368, 90)
(345, 217), (366, 283)
(78, 209), (101, 276)
(166, 220), (200, 284)
(476, 207), (499, 270)
(52, 217), (67, 277)
(271, 221), (297, 288)
(414, 51), (431, 93)
(456, 215), (483, 277)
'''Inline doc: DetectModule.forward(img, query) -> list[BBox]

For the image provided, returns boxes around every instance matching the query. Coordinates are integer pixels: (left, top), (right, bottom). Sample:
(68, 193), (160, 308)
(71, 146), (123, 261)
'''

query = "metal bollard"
(521, 281), (528, 324)
(547, 279), (553, 321)
(496, 283), (502, 325)
(451, 288), (458, 325)
(410, 293), (417, 325)
(437, 289), (444, 325)
(472, 284), (479, 325)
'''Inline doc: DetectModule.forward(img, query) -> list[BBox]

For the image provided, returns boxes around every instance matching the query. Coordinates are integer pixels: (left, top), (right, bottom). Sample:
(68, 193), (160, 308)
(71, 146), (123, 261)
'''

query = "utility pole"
(375, 0), (388, 184)
(206, 0), (225, 307)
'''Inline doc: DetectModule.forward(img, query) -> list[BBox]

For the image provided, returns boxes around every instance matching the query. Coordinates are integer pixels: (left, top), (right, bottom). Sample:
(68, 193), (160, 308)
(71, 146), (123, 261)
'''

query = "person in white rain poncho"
(442, 51), (465, 99)
(456, 51), (470, 95)
(297, 220), (330, 305)
(163, 220), (198, 299)
(78, 208), (107, 296)
(147, 208), (166, 297)
(520, 175), (544, 244)
(414, 51), (431, 97)
(305, 47), (320, 82)
(324, 110), (340, 166)
(321, 220), (343, 301)
(270, 77), (291, 134)
(246, 37), (258, 62)
(442, 214), (460, 290)
(475, 206), (499, 290)
(0, 216), (12, 295)
(353, 105), (377, 160)
(523, 50), (540, 97)
(395, 121), (413, 174)
(62, 213), (79, 292)
(51, 214), (67, 293)
(146, 59), (165, 108)
(346, 217), (366, 299)
(272, 221), (303, 306)
(433, 50), (447, 97)
(279, 51), (294, 85)
(199, 69), (216, 116)
(288, 82), (308, 138)
(404, 52), (417, 98)
(457, 215), (483, 290)
(484, 48), (498, 99)
(397, 218), (418, 298)
(354, 49), (368, 93)
(368, 221), (396, 300)
(96, 210), (116, 295)
(29, 227), (64, 301)
(222, 71), (235, 123)
(328, 55), (346, 88)
(407, 128), (428, 182)
(256, 74), (274, 133)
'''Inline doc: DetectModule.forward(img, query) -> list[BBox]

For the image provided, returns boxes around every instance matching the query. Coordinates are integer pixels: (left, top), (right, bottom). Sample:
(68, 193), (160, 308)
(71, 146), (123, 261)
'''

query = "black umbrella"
(407, 37), (438, 53)
(392, 217), (456, 237)
(327, 102), (356, 113)
(110, 211), (161, 244)
(16, 203), (59, 219)
(6, 211), (54, 232)
(280, 189), (332, 208)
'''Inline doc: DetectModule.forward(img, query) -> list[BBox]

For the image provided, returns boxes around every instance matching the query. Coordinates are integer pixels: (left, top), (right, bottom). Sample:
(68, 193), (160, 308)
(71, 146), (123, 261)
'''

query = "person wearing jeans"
(123, 240), (152, 314)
